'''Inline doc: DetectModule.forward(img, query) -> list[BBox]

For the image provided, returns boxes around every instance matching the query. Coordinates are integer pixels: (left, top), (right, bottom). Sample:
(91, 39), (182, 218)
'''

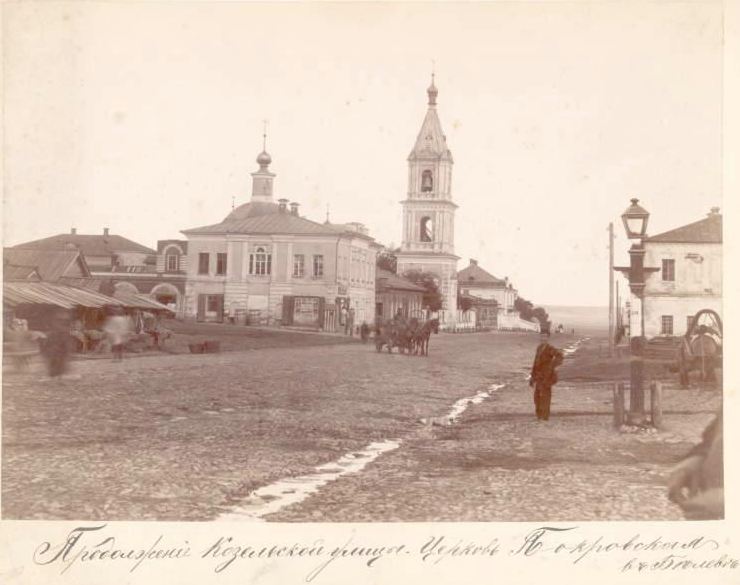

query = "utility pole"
(608, 222), (615, 357)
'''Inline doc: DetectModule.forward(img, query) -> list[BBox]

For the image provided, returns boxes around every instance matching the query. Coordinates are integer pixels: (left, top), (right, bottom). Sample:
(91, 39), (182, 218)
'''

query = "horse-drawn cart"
(675, 309), (722, 387)
(374, 317), (439, 356)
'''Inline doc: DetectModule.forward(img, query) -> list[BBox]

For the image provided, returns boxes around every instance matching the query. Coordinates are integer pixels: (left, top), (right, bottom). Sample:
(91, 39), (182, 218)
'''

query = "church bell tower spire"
(396, 74), (459, 323)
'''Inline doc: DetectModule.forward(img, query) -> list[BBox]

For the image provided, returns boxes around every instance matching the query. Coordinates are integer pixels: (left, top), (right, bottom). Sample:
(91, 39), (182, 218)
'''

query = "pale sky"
(2, 1), (724, 306)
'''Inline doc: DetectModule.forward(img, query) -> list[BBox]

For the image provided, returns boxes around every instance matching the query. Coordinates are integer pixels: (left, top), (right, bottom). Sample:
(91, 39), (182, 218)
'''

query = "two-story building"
(180, 146), (381, 329)
(641, 207), (722, 338)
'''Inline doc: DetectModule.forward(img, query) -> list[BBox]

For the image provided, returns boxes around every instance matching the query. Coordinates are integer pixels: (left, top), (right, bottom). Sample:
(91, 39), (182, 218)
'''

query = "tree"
(532, 306), (551, 332)
(515, 297), (535, 321)
(376, 246), (399, 274)
(401, 269), (443, 311)
(458, 293), (473, 312)
(515, 295), (551, 330)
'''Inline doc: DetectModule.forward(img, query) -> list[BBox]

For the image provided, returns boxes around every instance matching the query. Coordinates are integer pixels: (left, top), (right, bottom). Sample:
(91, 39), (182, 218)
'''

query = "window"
(293, 254), (305, 277)
(420, 216), (433, 242)
(313, 254), (324, 277)
(661, 315), (674, 336)
(662, 259), (675, 282)
(166, 254), (179, 272)
(198, 253), (209, 275)
(216, 253), (227, 275)
(249, 246), (271, 275)
(421, 169), (433, 192)
(207, 295), (220, 312)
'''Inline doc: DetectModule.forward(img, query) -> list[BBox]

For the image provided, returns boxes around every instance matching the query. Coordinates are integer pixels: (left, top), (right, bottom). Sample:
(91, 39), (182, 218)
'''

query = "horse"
(413, 318), (439, 356)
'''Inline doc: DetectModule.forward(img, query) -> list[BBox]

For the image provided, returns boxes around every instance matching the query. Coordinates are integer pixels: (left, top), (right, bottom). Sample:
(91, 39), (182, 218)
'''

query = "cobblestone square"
(2, 331), (719, 521)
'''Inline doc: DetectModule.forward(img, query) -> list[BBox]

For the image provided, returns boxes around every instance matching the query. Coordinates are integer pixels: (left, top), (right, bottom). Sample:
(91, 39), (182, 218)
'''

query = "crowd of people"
(2, 305), (170, 379)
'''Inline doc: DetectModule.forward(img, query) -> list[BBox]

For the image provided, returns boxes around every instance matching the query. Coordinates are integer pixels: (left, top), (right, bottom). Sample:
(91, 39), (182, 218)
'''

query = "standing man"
(529, 331), (564, 421)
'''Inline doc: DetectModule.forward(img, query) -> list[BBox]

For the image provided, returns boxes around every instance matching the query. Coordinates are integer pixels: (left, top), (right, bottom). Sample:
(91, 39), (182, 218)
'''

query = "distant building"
(3, 247), (91, 283)
(457, 259), (516, 315)
(641, 207), (722, 338)
(180, 145), (381, 329)
(375, 269), (425, 322)
(11, 228), (156, 270)
(9, 230), (188, 316)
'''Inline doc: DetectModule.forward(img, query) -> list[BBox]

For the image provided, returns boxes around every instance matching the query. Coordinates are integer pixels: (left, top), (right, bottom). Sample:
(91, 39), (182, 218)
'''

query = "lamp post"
(614, 198), (659, 424)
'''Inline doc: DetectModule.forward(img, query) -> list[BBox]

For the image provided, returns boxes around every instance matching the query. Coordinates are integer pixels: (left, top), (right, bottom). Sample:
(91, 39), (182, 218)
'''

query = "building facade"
(375, 269), (425, 322)
(639, 208), (722, 338)
(396, 76), (459, 325)
(181, 147), (380, 329)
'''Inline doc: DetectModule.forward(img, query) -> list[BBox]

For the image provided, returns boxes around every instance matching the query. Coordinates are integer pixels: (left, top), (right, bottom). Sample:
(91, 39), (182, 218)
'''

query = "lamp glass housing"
(621, 199), (650, 239)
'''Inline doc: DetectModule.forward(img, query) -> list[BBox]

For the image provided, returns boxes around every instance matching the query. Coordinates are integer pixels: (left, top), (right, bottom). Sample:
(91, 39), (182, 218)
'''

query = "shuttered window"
(662, 259), (675, 282)
(198, 253), (209, 275)
(216, 253), (227, 275)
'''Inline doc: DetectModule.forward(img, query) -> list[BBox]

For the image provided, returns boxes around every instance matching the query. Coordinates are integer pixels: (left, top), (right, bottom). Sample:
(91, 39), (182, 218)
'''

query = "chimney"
(469, 258), (478, 266)
(103, 227), (110, 236)
(278, 198), (288, 213)
(70, 227), (77, 235)
(290, 202), (300, 216)
(709, 207), (720, 216)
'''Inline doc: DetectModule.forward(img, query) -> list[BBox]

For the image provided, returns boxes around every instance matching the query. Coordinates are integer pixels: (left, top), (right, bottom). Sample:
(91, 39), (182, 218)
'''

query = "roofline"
(644, 215), (722, 244)
(181, 228), (345, 237)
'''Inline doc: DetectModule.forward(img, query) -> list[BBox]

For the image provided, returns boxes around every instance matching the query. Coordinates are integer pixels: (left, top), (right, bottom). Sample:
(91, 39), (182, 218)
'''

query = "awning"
(113, 291), (174, 313)
(3, 282), (123, 309)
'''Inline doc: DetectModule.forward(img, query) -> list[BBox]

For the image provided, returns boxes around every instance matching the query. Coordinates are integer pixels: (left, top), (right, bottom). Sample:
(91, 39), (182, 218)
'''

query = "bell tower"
(396, 75), (459, 321)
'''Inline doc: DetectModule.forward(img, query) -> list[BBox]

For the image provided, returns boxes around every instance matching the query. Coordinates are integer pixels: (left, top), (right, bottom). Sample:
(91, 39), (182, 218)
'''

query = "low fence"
(437, 309), (476, 332)
(497, 313), (540, 332)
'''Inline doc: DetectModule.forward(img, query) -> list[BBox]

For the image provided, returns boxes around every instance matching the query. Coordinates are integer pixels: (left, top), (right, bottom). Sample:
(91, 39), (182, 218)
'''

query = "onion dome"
(427, 74), (438, 106)
(256, 150), (272, 167)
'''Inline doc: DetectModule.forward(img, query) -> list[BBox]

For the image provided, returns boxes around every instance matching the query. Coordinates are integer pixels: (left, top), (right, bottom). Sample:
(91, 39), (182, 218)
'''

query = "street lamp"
(614, 198), (659, 424)
(621, 198), (650, 239)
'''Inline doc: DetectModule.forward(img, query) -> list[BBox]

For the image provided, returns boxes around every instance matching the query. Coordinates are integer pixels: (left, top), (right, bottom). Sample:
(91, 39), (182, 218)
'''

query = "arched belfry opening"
(420, 216), (434, 242)
(421, 169), (433, 192)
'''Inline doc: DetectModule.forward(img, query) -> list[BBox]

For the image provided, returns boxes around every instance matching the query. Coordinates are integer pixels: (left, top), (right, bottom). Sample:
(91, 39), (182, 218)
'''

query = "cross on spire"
(427, 65), (438, 106)
(262, 119), (268, 151)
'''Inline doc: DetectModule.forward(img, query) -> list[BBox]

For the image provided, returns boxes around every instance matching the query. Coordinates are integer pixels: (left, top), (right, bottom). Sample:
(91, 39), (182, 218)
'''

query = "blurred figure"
(347, 308), (355, 337)
(360, 321), (370, 343)
(103, 306), (131, 360)
(4, 318), (39, 371)
(41, 308), (73, 378)
(668, 412), (723, 520)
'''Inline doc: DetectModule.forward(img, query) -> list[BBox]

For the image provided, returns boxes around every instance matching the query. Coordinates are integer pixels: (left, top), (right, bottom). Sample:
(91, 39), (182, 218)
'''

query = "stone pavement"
(2, 332), (718, 521)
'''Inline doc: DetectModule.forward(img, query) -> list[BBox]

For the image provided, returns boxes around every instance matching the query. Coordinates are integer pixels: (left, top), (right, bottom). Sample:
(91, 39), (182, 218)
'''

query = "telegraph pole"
(608, 222), (615, 357)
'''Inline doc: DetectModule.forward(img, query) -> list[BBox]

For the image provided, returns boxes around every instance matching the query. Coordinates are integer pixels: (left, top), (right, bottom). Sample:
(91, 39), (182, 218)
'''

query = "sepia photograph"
(1, 1), (737, 582)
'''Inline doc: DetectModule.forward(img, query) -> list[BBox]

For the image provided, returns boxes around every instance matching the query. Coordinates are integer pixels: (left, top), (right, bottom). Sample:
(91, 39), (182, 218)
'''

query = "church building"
(396, 76), (459, 326)
(180, 143), (380, 329)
